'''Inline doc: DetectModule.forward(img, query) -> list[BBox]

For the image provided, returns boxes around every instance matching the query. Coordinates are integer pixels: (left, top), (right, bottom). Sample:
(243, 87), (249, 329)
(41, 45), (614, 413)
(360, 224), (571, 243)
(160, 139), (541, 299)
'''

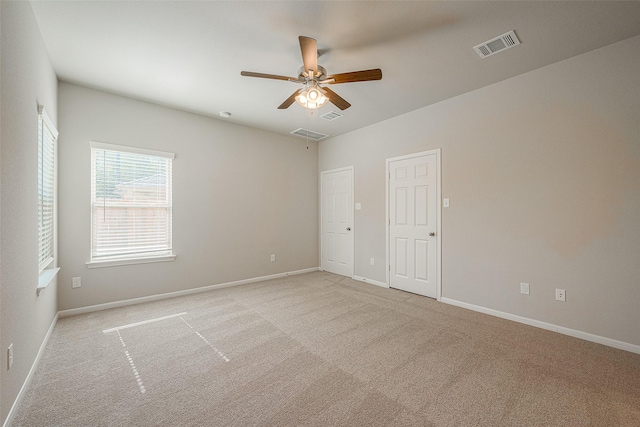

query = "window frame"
(86, 141), (176, 268)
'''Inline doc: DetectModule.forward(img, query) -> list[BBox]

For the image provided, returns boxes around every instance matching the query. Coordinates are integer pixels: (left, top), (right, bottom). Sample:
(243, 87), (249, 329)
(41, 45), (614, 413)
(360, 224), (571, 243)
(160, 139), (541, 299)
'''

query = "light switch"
(355, 203), (361, 210)
(443, 198), (450, 208)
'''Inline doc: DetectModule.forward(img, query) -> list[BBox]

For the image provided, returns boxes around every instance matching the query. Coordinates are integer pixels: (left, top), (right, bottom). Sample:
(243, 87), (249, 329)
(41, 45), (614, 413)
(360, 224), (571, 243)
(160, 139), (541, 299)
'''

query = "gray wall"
(319, 36), (640, 347)
(57, 83), (318, 310)
(1, 2), (59, 423)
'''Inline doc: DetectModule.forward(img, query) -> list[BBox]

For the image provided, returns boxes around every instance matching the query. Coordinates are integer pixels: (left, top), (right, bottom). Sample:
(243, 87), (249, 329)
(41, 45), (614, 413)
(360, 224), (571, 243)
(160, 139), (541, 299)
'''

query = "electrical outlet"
(72, 277), (82, 288)
(7, 344), (13, 370)
(270, 254), (276, 262)
(556, 288), (566, 302)
(370, 258), (375, 266)
(520, 282), (530, 295)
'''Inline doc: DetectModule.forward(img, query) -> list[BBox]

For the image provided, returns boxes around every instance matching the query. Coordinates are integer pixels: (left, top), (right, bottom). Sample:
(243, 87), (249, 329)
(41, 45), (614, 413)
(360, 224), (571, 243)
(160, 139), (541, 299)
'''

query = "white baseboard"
(352, 275), (388, 288)
(58, 267), (319, 318)
(440, 297), (640, 355)
(3, 313), (59, 427)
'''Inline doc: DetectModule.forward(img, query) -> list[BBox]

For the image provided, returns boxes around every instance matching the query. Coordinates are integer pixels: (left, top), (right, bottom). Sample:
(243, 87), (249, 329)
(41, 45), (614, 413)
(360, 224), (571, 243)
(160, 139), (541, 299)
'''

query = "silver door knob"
(429, 232), (436, 236)
(347, 227), (351, 231)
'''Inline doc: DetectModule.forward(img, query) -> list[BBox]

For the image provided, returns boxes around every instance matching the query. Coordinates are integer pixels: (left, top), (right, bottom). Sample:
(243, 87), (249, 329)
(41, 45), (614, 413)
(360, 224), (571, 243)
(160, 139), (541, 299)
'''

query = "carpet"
(12, 272), (640, 426)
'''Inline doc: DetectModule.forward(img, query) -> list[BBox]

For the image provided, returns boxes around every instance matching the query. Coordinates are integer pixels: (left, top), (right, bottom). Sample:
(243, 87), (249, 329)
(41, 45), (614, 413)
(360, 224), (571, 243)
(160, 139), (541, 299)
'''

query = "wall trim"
(440, 297), (640, 355)
(58, 267), (319, 318)
(3, 313), (59, 427)
(352, 275), (388, 288)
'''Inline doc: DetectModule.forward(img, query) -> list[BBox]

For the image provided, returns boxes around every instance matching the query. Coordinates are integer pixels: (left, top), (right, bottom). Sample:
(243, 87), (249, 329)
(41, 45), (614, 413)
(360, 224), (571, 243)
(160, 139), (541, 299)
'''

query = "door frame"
(385, 149), (442, 300)
(320, 166), (355, 277)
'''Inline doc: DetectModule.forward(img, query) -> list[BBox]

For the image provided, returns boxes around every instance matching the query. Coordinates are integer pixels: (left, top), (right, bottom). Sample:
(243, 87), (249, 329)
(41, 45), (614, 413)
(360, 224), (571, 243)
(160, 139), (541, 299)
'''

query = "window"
(37, 106), (60, 295)
(89, 142), (175, 267)
(38, 106), (58, 272)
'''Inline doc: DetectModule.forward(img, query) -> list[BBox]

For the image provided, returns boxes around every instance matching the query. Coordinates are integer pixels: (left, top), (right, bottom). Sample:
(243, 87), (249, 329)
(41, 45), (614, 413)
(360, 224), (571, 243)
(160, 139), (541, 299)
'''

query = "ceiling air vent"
(290, 128), (329, 141)
(474, 30), (520, 58)
(321, 111), (343, 121)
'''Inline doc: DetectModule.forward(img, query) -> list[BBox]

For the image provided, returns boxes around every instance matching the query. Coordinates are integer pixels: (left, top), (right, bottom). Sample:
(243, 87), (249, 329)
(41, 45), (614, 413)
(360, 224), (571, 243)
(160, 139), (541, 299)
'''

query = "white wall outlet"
(556, 288), (566, 302)
(370, 258), (375, 266)
(355, 203), (362, 210)
(443, 198), (450, 208)
(72, 276), (82, 288)
(7, 343), (13, 370)
(270, 254), (276, 262)
(520, 282), (530, 295)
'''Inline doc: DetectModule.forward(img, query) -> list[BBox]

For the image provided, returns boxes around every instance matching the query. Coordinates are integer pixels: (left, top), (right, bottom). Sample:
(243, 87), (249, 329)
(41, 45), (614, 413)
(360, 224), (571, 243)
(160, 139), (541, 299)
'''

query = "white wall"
(0, 1), (59, 423)
(319, 36), (640, 347)
(57, 83), (318, 310)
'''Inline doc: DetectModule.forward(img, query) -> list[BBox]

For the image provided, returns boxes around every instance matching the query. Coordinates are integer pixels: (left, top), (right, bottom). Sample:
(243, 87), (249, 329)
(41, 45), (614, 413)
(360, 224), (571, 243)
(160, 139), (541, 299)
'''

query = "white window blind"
(90, 142), (174, 262)
(38, 106), (58, 273)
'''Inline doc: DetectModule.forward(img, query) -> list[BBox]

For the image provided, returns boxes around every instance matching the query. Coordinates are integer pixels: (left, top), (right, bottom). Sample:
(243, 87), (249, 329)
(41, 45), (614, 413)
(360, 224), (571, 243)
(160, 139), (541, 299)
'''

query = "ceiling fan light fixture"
(295, 83), (327, 109)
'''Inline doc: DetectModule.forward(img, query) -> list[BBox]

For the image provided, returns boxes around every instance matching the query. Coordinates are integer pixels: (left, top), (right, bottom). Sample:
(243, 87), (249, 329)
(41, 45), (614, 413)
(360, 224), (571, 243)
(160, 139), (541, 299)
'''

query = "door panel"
(395, 237), (408, 277)
(321, 168), (354, 277)
(415, 186), (428, 225)
(389, 154), (437, 298)
(395, 187), (408, 225)
(415, 239), (429, 281)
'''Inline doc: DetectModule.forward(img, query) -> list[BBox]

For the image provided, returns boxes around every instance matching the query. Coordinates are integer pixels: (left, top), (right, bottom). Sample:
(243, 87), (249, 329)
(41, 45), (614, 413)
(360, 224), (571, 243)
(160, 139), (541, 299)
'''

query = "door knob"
(429, 232), (436, 236)
(347, 227), (351, 231)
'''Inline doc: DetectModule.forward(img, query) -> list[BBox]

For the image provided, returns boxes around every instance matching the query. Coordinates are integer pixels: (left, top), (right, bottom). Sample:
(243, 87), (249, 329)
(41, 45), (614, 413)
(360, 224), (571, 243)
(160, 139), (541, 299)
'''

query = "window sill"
(86, 254), (176, 269)
(37, 267), (61, 296)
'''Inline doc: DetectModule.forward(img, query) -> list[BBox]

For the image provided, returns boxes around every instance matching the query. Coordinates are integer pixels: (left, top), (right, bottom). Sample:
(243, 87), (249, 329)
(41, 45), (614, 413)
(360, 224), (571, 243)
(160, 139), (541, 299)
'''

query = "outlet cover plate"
(520, 282), (530, 295)
(556, 288), (566, 302)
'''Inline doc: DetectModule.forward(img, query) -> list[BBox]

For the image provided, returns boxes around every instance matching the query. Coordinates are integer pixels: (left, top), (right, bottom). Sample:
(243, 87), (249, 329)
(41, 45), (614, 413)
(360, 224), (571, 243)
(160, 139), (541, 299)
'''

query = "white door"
(388, 152), (439, 298)
(321, 167), (354, 277)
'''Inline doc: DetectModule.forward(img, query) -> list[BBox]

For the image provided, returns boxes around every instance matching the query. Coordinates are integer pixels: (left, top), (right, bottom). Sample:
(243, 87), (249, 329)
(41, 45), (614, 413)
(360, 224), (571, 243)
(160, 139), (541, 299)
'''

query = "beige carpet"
(12, 272), (640, 426)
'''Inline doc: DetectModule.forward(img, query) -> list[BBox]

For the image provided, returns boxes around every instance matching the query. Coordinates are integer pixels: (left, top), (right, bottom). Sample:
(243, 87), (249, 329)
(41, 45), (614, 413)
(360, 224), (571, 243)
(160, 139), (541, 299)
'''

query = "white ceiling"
(31, 1), (640, 140)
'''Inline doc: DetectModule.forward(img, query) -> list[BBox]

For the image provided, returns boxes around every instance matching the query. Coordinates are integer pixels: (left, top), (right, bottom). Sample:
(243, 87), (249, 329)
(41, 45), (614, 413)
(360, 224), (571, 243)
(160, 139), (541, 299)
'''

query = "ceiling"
(30, 1), (640, 140)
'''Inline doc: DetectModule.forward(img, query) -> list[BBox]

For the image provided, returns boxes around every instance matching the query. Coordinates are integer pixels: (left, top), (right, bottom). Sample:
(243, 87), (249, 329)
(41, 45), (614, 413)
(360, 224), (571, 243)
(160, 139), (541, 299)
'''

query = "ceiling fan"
(241, 36), (382, 111)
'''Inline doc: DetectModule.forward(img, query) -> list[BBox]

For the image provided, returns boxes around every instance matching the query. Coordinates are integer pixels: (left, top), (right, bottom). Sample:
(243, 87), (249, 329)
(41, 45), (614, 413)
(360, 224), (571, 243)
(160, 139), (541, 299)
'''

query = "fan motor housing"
(299, 65), (327, 81)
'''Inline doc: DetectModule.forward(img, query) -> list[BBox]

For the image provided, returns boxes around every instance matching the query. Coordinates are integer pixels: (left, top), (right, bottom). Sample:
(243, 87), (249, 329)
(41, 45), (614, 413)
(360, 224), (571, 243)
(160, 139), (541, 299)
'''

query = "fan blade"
(278, 90), (300, 109)
(241, 71), (300, 82)
(326, 69), (382, 84)
(299, 36), (318, 76)
(322, 87), (351, 110)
